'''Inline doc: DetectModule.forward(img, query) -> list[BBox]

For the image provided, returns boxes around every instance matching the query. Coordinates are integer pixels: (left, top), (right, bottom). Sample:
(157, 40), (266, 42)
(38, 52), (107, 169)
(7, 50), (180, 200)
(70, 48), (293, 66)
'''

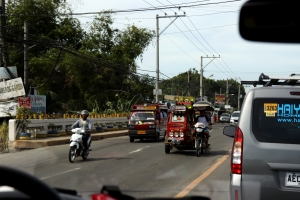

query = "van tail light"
(231, 126), (243, 174)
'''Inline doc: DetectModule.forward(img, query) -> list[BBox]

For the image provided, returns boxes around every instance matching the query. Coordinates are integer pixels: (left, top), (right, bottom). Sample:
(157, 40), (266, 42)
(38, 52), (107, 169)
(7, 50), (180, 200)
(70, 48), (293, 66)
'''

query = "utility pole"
(188, 69), (191, 96)
(24, 21), (29, 96)
(156, 14), (185, 103)
(238, 84), (241, 111)
(200, 55), (220, 99)
(0, 0), (7, 66)
(0, 0), (15, 80)
(226, 78), (229, 105)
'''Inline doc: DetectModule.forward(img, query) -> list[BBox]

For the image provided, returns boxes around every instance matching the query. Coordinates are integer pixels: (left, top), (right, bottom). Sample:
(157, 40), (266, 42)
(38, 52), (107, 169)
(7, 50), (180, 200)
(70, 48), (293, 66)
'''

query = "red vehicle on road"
(165, 97), (214, 156)
(127, 103), (168, 142)
(164, 97), (195, 153)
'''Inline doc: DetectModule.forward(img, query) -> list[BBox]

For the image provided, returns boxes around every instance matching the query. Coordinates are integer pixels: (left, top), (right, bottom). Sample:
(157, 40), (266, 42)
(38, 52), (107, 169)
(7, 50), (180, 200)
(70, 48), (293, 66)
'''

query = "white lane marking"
(40, 168), (80, 180)
(129, 146), (150, 154)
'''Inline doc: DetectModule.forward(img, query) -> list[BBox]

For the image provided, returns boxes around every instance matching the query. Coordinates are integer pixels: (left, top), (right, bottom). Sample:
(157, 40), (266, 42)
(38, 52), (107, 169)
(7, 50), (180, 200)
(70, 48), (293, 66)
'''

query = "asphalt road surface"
(0, 123), (233, 200)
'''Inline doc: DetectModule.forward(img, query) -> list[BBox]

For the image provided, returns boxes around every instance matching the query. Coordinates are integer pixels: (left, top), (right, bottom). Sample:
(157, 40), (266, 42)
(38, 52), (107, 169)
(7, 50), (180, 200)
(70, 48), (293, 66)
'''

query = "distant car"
(230, 111), (240, 126)
(219, 113), (230, 122)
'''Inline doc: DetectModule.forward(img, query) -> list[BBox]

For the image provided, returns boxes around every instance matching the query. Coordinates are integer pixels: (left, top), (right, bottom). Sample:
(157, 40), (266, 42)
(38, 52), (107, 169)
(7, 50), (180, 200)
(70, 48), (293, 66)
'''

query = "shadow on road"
(169, 149), (230, 157)
(75, 157), (133, 162)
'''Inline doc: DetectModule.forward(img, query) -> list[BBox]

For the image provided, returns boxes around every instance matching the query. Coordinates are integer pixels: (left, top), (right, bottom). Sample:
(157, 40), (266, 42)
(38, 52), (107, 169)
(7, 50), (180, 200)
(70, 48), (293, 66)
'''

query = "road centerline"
(40, 168), (80, 180)
(129, 146), (150, 154)
(174, 151), (230, 198)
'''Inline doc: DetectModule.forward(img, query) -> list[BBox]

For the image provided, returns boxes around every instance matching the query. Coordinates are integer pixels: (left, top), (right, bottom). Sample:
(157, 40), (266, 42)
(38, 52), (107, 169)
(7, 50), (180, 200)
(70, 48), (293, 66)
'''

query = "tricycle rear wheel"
(165, 145), (170, 154)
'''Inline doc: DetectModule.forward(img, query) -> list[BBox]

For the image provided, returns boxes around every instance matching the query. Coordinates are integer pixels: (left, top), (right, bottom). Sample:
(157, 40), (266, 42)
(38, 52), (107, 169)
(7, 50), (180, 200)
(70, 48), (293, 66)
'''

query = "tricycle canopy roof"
(193, 101), (215, 111)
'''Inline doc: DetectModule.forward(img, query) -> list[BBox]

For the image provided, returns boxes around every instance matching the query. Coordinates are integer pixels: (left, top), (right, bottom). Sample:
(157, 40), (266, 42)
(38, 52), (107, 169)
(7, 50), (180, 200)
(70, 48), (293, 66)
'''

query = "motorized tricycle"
(164, 97), (214, 157)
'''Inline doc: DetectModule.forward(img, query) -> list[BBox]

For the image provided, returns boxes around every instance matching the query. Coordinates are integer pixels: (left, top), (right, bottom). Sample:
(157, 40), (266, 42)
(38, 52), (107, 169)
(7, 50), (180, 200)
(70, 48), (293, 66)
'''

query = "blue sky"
(69, 0), (300, 94)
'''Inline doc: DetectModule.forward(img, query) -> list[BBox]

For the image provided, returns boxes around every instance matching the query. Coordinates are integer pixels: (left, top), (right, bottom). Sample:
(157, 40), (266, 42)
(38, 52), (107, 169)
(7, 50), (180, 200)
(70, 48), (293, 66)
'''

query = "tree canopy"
(5, 0), (155, 113)
(3, 0), (245, 113)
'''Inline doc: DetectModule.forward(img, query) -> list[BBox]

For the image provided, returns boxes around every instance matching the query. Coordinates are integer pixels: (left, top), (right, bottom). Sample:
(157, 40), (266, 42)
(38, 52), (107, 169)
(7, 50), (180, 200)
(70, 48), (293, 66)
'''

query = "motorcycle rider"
(71, 110), (92, 152)
(195, 110), (211, 144)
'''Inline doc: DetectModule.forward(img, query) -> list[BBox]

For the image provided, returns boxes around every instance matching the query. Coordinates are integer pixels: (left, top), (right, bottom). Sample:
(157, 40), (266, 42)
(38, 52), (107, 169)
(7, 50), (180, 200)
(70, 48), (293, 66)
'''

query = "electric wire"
(164, 34), (199, 64)
(164, 0), (241, 81)
(186, 16), (218, 55)
(1, 0), (242, 18)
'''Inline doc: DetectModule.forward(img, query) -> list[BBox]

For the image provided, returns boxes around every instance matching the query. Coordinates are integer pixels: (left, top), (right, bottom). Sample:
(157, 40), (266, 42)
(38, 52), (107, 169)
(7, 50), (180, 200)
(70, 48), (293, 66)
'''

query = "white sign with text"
(0, 78), (25, 99)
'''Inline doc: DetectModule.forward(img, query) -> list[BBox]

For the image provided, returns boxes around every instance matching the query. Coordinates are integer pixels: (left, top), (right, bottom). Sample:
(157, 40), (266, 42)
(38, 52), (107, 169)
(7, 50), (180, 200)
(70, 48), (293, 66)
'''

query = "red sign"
(215, 94), (226, 104)
(18, 97), (31, 109)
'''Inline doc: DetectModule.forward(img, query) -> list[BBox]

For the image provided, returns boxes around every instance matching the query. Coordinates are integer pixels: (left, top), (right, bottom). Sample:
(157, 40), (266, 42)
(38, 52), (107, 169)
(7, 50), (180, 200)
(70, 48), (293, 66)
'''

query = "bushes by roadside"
(0, 122), (9, 153)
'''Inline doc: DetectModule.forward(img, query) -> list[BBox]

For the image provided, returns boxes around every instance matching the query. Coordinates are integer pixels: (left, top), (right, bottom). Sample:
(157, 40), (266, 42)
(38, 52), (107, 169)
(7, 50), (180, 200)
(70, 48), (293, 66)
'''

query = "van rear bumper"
(128, 129), (156, 139)
(230, 173), (242, 200)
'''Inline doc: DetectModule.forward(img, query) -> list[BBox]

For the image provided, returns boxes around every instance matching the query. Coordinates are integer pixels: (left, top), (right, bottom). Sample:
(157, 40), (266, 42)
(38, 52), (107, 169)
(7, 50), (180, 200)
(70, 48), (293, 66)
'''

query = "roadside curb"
(12, 130), (128, 150)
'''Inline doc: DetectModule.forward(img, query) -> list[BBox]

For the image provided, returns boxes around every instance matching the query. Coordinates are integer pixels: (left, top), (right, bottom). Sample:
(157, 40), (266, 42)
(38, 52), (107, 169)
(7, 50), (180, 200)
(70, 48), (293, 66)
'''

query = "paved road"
(0, 123), (233, 200)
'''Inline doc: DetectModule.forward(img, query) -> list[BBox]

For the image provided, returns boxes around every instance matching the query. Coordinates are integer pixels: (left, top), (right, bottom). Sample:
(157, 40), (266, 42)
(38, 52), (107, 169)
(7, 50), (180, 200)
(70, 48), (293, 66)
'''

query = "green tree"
(5, 1), (157, 113)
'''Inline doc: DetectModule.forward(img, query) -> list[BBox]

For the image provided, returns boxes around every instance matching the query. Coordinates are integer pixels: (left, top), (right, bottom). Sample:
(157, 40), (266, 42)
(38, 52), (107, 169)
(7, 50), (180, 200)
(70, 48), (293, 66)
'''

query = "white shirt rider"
(197, 116), (209, 127)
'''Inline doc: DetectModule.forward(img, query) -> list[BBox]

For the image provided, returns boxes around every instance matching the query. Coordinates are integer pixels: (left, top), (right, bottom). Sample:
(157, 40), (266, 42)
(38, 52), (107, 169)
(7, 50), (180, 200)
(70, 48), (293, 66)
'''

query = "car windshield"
(129, 111), (155, 124)
(0, 1), (296, 200)
(231, 113), (240, 117)
(172, 113), (185, 122)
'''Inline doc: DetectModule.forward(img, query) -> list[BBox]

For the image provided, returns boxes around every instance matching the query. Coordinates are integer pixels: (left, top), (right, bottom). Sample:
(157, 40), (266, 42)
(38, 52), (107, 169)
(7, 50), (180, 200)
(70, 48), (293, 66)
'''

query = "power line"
(218, 58), (241, 79)
(136, 68), (156, 72)
(186, 16), (218, 55)
(2, 0), (242, 17)
(164, 34), (199, 64)
(66, 0), (243, 15)
(158, 0), (213, 55)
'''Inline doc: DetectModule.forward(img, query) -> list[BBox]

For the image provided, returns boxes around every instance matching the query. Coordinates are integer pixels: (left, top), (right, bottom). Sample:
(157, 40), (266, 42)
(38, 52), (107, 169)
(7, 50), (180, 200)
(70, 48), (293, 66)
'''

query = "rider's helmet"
(81, 110), (89, 117)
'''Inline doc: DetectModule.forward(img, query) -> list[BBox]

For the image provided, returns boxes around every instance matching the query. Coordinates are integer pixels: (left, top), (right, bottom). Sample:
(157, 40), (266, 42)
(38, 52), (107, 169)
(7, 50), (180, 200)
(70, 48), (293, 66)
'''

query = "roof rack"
(241, 73), (300, 87)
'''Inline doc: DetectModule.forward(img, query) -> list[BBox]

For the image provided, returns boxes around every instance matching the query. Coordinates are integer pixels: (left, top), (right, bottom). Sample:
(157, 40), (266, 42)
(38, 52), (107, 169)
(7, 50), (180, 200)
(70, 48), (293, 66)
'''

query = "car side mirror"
(223, 125), (236, 138)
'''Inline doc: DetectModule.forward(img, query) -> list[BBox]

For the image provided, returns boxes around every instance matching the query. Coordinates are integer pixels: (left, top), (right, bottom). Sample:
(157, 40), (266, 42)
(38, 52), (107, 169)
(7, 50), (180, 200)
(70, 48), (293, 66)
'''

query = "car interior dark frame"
(1, 0), (298, 199)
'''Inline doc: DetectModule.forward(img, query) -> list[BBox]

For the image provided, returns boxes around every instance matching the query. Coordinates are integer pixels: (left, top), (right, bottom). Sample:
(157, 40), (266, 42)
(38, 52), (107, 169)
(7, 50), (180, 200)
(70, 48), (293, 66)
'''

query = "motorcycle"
(69, 128), (91, 163)
(194, 122), (209, 157)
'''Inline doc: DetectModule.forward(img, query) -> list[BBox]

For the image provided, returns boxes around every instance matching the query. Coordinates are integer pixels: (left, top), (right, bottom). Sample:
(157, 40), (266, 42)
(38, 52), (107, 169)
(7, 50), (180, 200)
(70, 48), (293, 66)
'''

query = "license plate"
(138, 131), (146, 134)
(285, 172), (300, 187)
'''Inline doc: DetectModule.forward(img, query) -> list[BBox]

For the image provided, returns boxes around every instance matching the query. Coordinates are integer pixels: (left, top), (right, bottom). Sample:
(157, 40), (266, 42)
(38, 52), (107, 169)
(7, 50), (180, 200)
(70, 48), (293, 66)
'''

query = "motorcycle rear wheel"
(196, 140), (202, 157)
(82, 150), (89, 160)
(69, 146), (76, 163)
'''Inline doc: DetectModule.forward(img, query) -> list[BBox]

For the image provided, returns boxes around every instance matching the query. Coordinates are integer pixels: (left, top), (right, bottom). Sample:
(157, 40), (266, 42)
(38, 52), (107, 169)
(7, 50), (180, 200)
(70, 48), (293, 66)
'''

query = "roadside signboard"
(0, 77), (25, 99)
(18, 97), (31, 109)
(28, 95), (46, 113)
(0, 100), (18, 117)
(153, 89), (162, 95)
(215, 94), (226, 104)
(225, 105), (231, 109)
(0, 66), (18, 79)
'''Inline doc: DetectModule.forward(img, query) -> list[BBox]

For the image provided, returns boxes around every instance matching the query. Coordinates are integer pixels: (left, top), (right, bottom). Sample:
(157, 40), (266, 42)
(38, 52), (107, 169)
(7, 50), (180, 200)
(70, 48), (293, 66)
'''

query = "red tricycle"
(164, 97), (214, 157)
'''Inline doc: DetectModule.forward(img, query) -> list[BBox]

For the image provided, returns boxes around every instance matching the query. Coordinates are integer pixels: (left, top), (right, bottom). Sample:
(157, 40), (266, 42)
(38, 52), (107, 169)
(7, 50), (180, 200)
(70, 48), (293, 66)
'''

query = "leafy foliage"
(16, 106), (31, 132)
(0, 122), (9, 153)
(5, 1), (155, 113)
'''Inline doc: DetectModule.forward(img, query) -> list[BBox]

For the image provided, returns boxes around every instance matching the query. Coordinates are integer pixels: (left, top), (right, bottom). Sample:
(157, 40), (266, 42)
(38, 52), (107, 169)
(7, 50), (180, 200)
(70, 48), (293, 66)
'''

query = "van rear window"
(252, 99), (300, 144)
